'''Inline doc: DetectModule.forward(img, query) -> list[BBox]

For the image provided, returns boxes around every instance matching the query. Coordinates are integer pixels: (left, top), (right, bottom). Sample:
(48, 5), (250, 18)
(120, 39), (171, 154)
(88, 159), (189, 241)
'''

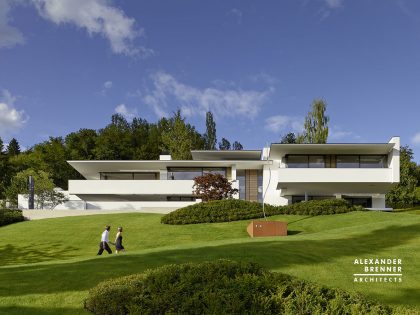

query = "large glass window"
(360, 155), (387, 168)
(309, 156), (325, 168)
(167, 167), (226, 180)
(100, 172), (158, 180)
(287, 155), (308, 168)
(336, 156), (360, 168)
(203, 168), (226, 176)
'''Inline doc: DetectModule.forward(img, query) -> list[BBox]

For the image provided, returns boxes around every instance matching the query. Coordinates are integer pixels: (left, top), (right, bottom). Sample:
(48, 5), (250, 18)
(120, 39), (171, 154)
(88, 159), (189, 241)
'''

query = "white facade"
(61, 137), (400, 211)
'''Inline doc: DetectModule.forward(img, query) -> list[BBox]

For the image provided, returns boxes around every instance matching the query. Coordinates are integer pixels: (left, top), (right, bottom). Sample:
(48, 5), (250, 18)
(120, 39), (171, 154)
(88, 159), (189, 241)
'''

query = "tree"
(298, 99), (329, 144)
(218, 138), (231, 150)
(204, 111), (217, 150)
(94, 114), (133, 160)
(7, 138), (21, 156)
(386, 145), (418, 208)
(6, 169), (68, 209)
(232, 141), (243, 150)
(161, 111), (205, 160)
(65, 129), (98, 160)
(280, 133), (297, 144)
(193, 173), (238, 202)
(0, 137), (3, 153)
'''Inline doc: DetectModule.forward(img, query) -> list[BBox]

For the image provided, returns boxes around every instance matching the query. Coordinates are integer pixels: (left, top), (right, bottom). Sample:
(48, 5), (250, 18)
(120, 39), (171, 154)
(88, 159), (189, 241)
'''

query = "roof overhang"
(191, 150), (262, 160)
(269, 143), (395, 159)
(68, 160), (271, 180)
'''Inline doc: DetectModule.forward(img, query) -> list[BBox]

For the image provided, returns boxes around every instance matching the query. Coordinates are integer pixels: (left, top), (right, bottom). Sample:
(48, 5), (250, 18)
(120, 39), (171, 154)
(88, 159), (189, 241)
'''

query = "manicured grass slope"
(0, 211), (419, 314)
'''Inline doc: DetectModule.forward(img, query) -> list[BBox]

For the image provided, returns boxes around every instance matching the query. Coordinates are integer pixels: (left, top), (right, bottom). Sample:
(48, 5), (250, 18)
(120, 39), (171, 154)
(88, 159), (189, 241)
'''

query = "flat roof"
(269, 143), (395, 159)
(191, 150), (262, 160)
(68, 160), (271, 180)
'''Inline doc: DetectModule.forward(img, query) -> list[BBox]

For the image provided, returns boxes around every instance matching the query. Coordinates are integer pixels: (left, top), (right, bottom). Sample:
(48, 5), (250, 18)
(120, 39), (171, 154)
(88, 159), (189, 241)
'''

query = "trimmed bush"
(161, 198), (360, 225)
(0, 209), (24, 227)
(161, 199), (281, 225)
(281, 199), (364, 216)
(84, 260), (395, 315)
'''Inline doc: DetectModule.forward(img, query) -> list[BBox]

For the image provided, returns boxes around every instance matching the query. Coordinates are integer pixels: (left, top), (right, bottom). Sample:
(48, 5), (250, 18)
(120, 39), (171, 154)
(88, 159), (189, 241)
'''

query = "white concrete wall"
(277, 168), (392, 183)
(69, 180), (195, 195)
(372, 194), (386, 208)
(388, 137), (400, 184)
(85, 201), (198, 211)
(18, 192), (86, 210)
(262, 162), (289, 206)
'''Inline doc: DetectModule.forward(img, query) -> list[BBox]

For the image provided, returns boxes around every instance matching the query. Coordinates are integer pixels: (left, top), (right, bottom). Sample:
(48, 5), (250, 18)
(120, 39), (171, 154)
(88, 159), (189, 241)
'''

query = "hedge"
(84, 260), (395, 315)
(0, 209), (24, 227)
(161, 198), (361, 225)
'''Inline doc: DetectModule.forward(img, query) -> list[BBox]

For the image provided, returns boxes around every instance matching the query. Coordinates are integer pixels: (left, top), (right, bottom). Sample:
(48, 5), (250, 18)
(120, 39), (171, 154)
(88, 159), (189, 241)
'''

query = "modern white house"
(63, 137), (400, 212)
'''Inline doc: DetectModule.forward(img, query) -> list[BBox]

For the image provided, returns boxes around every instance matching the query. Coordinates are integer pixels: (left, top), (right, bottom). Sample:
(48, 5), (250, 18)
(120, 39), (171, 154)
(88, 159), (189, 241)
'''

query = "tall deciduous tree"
(298, 99), (329, 144)
(161, 111), (205, 160)
(386, 145), (418, 208)
(65, 129), (98, 160)
(232, 141), (243, 150)
(280, 133), (297, 144)
(204, 111), (217, 150)
(7, 138), (21, 156)
(218, 138), (231, 150)
(94, 114), (132, 160)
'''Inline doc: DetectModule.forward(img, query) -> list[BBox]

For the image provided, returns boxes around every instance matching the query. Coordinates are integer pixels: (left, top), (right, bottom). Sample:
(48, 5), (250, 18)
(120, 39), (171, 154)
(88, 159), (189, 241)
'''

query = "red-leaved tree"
(193, 173), (238, 202)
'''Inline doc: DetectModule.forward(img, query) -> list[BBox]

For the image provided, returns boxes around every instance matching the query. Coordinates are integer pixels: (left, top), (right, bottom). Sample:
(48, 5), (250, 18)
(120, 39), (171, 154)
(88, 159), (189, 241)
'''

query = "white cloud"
(103, 81), (113, 89)
(29, 0), (153, 56)
(329, 126), (361, 141)
(412, 132), (420, 145)
(114, 103), (137, 120)
(324, 0), (343, 9)
(0, 0), (25, 48)
(264, 115), (303, 134)
(142, 71), (272, 119)
(0, 89), (28, 137)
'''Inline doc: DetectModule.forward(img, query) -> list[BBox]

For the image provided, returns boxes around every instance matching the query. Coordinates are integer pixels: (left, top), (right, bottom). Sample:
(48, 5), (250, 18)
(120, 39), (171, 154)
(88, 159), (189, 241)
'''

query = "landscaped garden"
(0, 208), (419, 314)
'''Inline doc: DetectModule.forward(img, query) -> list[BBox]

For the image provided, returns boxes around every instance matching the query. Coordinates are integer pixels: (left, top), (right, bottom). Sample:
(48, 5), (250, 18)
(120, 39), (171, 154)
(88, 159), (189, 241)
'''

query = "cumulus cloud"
(142, 71), (272, 119)
(115, 103), (137, 120)
(412, 132), (420, 145)
(0, 89), (28, 137)
(0, 0), (25, 48)
(264, 115), (303, 134)
(1, 0), (153, 56)
(31, 0), (153, 56)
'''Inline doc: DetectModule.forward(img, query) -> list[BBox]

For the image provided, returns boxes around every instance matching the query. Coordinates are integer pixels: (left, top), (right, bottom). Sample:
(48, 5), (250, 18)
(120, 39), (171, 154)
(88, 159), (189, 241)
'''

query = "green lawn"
(0, 211), (419, 314)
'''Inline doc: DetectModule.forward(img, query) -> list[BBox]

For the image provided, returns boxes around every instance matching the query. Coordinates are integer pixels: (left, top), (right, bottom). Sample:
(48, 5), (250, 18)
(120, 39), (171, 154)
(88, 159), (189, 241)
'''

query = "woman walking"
(115, 227), (125, 254)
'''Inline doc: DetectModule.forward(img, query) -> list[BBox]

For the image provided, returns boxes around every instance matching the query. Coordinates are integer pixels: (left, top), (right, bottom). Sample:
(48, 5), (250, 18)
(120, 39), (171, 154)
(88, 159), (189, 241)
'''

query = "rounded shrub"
(161, 199), (281, 225)
(84, 260), (395, 315)
(0, 209), (24, 227)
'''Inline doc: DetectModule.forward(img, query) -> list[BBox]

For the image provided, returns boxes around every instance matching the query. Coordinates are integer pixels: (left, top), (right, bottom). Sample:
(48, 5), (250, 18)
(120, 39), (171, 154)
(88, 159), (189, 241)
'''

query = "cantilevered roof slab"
(269, 143), (394, 159)
(191, 150), (262, 160)
(68, 160), (270, 180)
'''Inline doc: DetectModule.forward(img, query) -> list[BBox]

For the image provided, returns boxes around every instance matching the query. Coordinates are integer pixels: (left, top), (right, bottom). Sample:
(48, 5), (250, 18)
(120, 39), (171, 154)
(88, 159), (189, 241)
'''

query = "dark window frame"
(167, 167), (227, 180)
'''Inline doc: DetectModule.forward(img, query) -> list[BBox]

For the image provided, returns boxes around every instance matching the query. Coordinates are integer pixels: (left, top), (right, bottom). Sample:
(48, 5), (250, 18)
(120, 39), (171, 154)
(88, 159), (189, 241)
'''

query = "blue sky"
(0, 0), (419, 162)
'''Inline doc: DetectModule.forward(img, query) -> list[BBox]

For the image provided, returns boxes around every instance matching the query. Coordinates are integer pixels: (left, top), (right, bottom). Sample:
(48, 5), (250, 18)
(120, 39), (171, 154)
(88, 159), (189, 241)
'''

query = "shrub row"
(161, 198), (361, 225)
(84, 260), (395, 315)
(0, 209), (24, 227)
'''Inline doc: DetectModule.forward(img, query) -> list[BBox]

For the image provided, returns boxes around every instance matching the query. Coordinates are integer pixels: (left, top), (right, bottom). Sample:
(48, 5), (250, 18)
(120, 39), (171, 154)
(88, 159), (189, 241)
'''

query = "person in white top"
(97, 225), (113, 255)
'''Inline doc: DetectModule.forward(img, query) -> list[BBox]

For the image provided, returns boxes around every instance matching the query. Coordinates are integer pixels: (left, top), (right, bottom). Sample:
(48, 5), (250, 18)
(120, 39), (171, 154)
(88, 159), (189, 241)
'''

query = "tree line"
(0, 110), (242, 204)
(1, 99), (419, 208)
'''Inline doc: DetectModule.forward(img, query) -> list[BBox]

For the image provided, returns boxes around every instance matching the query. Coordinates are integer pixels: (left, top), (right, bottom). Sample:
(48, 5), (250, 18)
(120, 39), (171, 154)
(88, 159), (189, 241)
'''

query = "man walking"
(97, 225), (112, 255)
